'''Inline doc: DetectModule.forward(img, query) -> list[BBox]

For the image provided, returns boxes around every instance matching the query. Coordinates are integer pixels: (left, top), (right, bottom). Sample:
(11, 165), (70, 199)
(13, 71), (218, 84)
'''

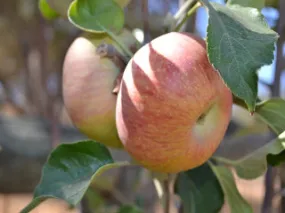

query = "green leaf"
(200, 0), (278, 112)
(68, 0), (125, 33)
(46, 0), (128, 18)
(117, 205), (143, 213)
(38, 0), (60, 20)
(227, 0), (265, 10)
(175, 163), (224, 213)
(256, 98), (285, 135)
(46, 0), (73, 17)
(20, 140), (129, 213)
(231, 98), (285, 168)
(209, 163), (253, 213)
(214, 131), (285, 179)
(265, 0), (278, 8)
(115, 0), (131, 7)
(267, 150), (285, 166)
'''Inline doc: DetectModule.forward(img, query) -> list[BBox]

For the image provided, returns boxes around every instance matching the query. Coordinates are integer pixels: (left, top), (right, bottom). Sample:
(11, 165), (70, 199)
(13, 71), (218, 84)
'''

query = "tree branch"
(142, 0), (150, 44)
(163, 175), (171, 213)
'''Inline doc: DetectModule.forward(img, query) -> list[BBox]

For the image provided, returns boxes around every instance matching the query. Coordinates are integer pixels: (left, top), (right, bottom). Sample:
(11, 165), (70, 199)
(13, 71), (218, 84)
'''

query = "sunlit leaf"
(38, 0), (59, 20)
(227, 0), (265, 10)
(68, 0), (124, 33)
(200, 0), (278, 111)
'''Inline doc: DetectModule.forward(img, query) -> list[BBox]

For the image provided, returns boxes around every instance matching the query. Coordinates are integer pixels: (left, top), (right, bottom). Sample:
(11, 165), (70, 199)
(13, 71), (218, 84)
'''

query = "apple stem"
(107, 30), (134, 59)
(174, 1), (201, 32)
(96, 43), (130, 64)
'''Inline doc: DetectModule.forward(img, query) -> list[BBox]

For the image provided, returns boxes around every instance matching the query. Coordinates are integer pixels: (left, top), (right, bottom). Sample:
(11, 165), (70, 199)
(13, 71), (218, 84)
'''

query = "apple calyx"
(96, 42), (130, 95)
(196, 104), (214, 124)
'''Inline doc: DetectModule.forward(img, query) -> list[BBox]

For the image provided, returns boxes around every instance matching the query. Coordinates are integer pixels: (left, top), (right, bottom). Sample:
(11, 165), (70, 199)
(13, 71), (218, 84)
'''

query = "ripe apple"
(63, 29), (139, 148)
(116, 32), (233, 173)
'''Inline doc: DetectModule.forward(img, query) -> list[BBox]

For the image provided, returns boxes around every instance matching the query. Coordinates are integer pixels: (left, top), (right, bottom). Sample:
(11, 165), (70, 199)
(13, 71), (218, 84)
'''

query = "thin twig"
(174, 0), (196, 20)
(163, 175), (171, 213)
(174, 2), (201, 32)
(142, 0), (150, 44)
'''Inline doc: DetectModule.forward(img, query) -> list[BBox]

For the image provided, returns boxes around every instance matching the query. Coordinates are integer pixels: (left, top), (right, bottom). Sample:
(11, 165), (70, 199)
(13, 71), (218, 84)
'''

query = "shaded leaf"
(20, 140), (129, 213)
(267, 150), (285, 166)
(256, 98), (285, 135)
(175, 163), (224, 213)
(68, 0), (124, 33)
(200, 0), (278, 111)
(231, 98), (285, 168)
(214, 131), (285, 179)
(209, 163), (253, 213)
(227, 0), (265, 10)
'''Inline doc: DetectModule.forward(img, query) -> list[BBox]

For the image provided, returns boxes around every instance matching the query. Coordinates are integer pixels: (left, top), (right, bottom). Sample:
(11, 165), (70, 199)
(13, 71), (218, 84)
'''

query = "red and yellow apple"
(62, 29), (139, 148)
(116, 32), (233, 172)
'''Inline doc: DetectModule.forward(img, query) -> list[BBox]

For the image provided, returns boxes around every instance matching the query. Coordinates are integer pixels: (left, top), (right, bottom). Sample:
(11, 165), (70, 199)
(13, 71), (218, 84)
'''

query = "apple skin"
(63, 29), (138, 148)
(116, 32), (233, 173)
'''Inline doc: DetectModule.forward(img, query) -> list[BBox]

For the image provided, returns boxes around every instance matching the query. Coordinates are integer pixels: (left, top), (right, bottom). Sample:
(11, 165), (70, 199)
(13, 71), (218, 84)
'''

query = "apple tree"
(20, 0), (285, 212)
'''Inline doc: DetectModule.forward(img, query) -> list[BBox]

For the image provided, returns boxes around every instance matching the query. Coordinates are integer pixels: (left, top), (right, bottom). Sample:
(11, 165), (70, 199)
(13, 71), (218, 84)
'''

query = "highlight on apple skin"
(116, 32), (233, 173)
(62, 29), (138, 148)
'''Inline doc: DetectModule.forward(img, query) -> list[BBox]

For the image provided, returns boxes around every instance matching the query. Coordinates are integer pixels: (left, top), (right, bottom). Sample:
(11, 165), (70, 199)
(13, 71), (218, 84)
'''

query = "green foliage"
(38, 0), (59, 20)
(45, 0), (73, 17)
(45, 0), (129, 19)
(209, 163), (253, 213)
(68, 0), (125, 33)
(267, 150), (285, 166)
(20, 141), (129, 213)
(258, 98), (285, 167)
(256, 98), (285, 135)
(200, 0), (278, 112)
(215, 131), (285, 179)
(219, 98), (285, 174)
(115, 0), (131, 8)
(117, 205), (143, 213)
(227, 0), (265, 10)
(175, 163), (224, 213)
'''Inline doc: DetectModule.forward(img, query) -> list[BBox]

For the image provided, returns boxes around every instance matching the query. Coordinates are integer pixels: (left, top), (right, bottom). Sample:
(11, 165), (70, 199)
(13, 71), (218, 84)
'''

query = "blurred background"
(0, 0), (284, 212)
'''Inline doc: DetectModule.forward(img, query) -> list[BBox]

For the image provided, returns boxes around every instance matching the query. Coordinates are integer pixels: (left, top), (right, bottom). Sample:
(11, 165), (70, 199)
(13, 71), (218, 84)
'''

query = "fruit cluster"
(63, 30), (233, 173)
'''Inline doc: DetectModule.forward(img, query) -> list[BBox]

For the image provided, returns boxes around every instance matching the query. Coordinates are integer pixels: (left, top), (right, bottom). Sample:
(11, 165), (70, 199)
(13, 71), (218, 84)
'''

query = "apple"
(116, 32), (233, 173)
(63, 29), (139, 148)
